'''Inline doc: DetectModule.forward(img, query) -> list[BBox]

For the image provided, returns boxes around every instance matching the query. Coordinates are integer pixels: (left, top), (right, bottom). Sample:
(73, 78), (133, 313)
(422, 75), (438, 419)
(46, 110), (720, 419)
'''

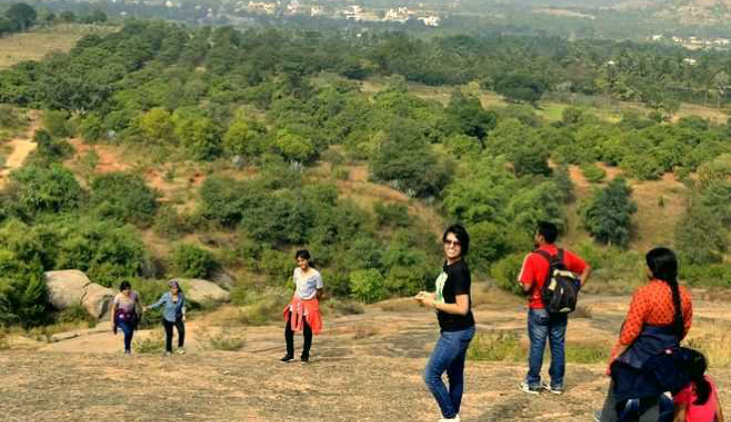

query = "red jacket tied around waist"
(283, 295), (322, 335)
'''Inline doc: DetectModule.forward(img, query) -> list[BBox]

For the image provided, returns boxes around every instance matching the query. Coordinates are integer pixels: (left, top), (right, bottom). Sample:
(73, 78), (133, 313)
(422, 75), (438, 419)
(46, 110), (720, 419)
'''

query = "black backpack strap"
(557, 248), (564, 264)
(534, 249), (554, 263)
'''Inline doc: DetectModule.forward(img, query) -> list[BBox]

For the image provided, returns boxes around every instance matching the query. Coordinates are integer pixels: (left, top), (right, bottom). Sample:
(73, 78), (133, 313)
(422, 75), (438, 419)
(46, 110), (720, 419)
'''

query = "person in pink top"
(673, 349), (725, 422)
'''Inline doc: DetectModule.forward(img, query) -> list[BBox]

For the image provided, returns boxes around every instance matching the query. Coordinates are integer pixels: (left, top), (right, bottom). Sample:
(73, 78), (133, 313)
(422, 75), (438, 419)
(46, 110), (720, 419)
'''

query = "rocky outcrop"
(46, 270), (115, 319)
(179, 278), (231, 305)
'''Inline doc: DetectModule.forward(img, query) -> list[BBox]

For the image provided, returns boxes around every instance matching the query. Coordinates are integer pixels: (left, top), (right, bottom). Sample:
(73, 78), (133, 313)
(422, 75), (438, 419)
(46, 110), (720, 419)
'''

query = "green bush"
(374, 202), (411, 228)
(90, 172), (159, 226)
(54, 220), (149, 288)
(260, 249), (292, 283)
(0, 251), (51, 329)
(133, 331), (165, 354)
(56, 304), (97, 326)
(490, 252), (524, 295)
(467, 332), (522, 361)
(680, 264), (731, 288)
(349, 269), (386, 303)
(384, 265), (427, 297)
(170, 244), (219, 279)
(203, 327), (246, 351)
(41, 110), (71, 138)
(32, 130), (73, 164)
(580, 163), (606, 183)
(10, 164), (83, 215)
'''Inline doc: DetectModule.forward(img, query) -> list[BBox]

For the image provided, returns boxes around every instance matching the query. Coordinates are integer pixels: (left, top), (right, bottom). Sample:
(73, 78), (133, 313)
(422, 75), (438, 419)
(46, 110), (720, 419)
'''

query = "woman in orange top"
(597, 247), (693, 422)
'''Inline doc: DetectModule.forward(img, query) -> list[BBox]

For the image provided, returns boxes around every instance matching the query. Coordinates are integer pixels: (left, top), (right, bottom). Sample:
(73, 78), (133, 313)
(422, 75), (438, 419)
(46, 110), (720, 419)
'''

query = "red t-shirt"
(518, 245), (588, 309)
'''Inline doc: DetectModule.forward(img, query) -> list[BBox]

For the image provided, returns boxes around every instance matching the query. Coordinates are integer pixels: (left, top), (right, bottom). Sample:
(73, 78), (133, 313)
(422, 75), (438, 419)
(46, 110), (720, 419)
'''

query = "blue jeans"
(118, 321), (134, 353)
(526, 308), (568, 388)
(424, 326), (475, 419)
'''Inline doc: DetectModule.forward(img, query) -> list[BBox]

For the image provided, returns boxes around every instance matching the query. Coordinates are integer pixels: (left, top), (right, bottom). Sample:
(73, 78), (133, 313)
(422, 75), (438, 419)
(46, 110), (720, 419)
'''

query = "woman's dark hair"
(536, 221), (558, 244)
(687, 349), (712, 406)
(120, 280), (132, 291)
(646, 247), (684, 336)
(443, 224), (470, 257)
(295, 249), (311, 261)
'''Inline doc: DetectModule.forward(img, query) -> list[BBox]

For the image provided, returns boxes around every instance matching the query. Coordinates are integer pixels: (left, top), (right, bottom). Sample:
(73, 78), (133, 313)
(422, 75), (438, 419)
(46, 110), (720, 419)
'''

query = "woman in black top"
(416, 224), (476, 422)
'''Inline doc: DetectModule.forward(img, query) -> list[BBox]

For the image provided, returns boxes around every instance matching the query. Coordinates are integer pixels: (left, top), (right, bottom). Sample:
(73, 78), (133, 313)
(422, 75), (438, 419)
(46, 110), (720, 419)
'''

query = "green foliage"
(582, 178), (637, 247)
(580, 163), (607, 183)
(90, 173), (159, 226)
(495, 73), (547, 105)
(490, 252), (524, 295)
(10, 164), (82, 215)
(138, 108), (175, 144)
(41, 110), (71, 138)
(468, 222), (510, 273)
(674, 201), (727, 265)
(0, 252), (50, 329)
(371, 119), (452, 198)
(170, 244), (219, 279)
(31, 130), (73, 164)
(374, 202), (411, 228)
(349, 269), (386, 303)
(223, 117), (266, 158)
(275, 128), (316, 163)
(444, 91), (497, 141)
(79, 113), (105, 143)
(467, 332), (522, 361)
(173, 112), (221, 160)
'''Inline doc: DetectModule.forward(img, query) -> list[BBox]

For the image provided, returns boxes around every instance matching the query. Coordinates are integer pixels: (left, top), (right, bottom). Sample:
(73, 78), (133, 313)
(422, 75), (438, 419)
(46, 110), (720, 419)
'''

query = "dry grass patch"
(467, 331), (610, 364)
(379, 297), (420, 313)
(353, 325), (380, 340)
(0, 24), (118, 69)
(686, 320), (731, 368)
(199, 327), (246, 351)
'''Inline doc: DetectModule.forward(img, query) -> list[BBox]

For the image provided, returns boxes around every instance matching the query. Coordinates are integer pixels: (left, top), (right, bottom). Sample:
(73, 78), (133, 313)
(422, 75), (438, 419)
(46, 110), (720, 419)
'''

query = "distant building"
(310, 5), (323, 16)
(683, 58), (698, 66)
(248, 1), (276, 14)
(651, 34), (663, 41)
(418, 16), (440, 27)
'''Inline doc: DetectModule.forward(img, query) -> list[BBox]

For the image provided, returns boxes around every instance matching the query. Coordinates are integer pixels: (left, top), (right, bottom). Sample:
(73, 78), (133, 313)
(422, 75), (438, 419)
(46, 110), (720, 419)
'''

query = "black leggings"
(163, 317), (185, 353)
(285, 314), (312, 359)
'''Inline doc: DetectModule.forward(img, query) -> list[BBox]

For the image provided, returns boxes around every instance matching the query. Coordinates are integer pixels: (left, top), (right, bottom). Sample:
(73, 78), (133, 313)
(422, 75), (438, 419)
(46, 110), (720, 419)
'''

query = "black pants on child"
(163, 317), (185, 353)
(285, 314), (312, 359)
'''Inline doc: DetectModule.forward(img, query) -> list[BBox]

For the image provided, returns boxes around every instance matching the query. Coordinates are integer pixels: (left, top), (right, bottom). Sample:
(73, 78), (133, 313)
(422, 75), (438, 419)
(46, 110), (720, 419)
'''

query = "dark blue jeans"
(118, 320), (134, 353)
(424, 326), (475, 419)
(526, 308), (568, 388)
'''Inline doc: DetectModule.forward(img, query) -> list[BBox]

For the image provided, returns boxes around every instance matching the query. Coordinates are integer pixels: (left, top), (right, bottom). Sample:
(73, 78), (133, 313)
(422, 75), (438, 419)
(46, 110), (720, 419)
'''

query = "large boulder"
(45, 270), (115, 319)
(180, 278), (230, 305)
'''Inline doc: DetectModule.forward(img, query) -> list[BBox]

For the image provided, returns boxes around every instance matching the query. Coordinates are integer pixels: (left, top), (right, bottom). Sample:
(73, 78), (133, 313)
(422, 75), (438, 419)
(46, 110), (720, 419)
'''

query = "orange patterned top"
(618, 279), (693, 346)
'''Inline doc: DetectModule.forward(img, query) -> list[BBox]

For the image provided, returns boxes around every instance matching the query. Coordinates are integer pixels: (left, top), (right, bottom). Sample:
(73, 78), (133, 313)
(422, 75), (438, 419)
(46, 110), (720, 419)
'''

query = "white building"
(418, 16), (440, 27)
(683, 58), (698, 66)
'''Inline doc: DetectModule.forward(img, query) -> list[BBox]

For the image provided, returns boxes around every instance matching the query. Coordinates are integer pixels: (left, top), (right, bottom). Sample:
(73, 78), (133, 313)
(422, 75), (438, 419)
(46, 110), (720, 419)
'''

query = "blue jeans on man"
(424, 326), (476, 419)
(526, 308), (568, 389)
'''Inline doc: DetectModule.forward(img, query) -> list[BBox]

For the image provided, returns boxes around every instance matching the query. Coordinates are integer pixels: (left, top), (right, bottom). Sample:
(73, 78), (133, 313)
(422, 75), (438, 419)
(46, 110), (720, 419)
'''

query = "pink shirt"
(673, 376), (718, 422)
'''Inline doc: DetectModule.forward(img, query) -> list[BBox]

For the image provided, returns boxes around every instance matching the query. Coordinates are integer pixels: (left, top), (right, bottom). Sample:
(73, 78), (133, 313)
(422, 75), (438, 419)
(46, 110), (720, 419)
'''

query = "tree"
(495, 73), (547, 106)
(10, 164), (83, 215)
(674, 200), (727, 265)
(139, 108), (175, 144)
(90, 173), (159, 226)
(371, 119), (452, 198)
(223, 118), (266, 158)
(5, 3), (36, 32)
(275, 128), (315, 163)
(444, 91), (497, 144)
(582, 178), (637, 247)
(173, 114), (221, 161)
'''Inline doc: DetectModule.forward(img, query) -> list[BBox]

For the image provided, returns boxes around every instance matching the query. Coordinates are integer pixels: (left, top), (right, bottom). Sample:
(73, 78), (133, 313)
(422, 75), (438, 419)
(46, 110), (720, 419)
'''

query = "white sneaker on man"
(438, 415), (460, 422)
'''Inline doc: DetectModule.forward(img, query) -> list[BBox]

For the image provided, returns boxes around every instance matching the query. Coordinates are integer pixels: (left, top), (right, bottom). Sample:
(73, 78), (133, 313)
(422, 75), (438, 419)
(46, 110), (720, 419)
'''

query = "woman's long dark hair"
(646, 247), (684, 337)
(688, 349), (712, 406)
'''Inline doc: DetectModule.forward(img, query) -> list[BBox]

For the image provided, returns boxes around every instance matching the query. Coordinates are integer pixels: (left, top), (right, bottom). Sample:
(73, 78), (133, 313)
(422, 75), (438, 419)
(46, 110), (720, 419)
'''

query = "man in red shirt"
(518, 221), (591, 395)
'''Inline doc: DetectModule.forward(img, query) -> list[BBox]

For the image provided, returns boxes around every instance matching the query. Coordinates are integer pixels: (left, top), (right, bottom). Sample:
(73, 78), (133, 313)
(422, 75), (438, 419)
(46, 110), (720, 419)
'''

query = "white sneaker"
(519, 381), (540, 395)
(177, 348), (186, 355)
(438, 415), (460, 422)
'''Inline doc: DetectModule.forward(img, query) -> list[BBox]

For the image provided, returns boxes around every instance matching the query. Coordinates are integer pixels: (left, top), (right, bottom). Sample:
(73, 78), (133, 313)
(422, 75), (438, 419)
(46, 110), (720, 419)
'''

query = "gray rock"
(45, 270), (116, 319)
(179, 278), (230, 305)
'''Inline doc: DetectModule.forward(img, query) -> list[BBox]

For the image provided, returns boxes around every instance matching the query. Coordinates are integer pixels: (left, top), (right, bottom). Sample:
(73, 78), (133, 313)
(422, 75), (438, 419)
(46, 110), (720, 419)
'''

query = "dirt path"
(0, 113), (40, 187)
(2, 292), (729, 422)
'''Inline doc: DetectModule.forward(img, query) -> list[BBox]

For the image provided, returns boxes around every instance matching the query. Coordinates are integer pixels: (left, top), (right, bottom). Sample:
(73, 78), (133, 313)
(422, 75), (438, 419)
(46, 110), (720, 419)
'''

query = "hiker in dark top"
(518, 221), (591, 395)
(597, 247), (693, 422)
(110, 280), (142, 356)
(416, 224), (475, 422)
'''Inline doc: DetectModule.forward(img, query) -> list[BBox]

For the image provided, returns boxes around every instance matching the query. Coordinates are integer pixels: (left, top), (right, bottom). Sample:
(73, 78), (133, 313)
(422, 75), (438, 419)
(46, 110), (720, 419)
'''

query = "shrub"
(202, 327), (246, 351)
(490, 252), (524, 295)
(0, 253), (50, 329)
(580, 163), (606, 183)
(41, 110), (71, 138)
(153, 205), (186, 239)
(170, 244), (219, 279)
(56, 304), (97, 326)
(349, 269), (386, 303)
(54, 220), (149, 288)
(133, 331), (165, 354)
(10, 164), (83, 215)
(384, 265), (428, 297)
(90, 173), (159, 226)
(374, 202), (411, 228)
(32, 130), (73, 163)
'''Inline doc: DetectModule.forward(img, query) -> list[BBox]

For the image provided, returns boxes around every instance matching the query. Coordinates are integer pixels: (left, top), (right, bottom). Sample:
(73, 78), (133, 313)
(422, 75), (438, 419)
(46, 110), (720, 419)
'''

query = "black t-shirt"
(436, 260), (475, 332)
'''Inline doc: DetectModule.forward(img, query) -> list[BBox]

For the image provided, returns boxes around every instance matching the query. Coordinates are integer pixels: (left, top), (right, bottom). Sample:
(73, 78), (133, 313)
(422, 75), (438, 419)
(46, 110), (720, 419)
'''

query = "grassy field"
(0, 24), (118, 69)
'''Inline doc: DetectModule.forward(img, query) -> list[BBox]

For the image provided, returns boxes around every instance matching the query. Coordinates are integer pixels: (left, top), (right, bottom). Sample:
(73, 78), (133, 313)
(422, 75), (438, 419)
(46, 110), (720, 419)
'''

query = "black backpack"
(535, 249), (581, 314)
